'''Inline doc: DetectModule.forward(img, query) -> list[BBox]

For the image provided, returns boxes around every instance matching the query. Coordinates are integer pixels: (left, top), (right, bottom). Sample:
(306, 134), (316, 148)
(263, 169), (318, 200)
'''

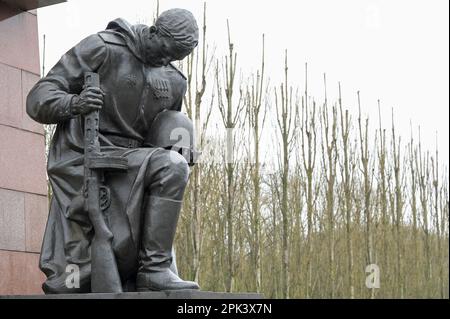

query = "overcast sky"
(37, 0), (449, 167)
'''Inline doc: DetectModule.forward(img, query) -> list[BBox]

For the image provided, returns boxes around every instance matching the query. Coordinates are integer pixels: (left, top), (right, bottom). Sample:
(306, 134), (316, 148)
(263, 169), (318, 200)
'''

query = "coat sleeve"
(26, 34), (107, 124)
(171, 79), (187, 112)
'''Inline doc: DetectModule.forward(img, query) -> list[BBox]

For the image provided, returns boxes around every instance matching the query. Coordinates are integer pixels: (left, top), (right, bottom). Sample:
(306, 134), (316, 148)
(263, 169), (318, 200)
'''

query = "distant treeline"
(174, 3), (449, 299)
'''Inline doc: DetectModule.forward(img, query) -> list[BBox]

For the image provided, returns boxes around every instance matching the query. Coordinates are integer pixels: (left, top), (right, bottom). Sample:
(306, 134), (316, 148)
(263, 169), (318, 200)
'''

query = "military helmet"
(146, 110), (200, 166)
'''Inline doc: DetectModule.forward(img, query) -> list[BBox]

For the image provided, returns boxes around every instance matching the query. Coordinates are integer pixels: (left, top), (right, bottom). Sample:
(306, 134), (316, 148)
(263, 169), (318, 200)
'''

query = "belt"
(101, 134), (143, 148)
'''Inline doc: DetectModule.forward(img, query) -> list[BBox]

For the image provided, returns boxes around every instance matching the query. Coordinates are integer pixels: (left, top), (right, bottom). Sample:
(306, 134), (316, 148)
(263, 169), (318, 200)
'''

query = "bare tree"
(391, 110), (404, 298)
(181, 2), (214, 283)
(357, 91), (375, 298)
(245, 34), (267, 293)
(274, 50), (296, 298)
(216, 20), (246, 292)
(377, 100), (389, 295)
(320, 74), (338, 298)
(299, 64), (318, 298)
(338, 83), (355, 298)
(416, 131), (431, 297)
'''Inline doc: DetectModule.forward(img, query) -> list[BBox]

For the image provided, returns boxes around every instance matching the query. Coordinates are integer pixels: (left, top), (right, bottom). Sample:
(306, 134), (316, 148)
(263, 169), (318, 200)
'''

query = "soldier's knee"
(147, 149), (189, 199)
(163, 150), (189, 185)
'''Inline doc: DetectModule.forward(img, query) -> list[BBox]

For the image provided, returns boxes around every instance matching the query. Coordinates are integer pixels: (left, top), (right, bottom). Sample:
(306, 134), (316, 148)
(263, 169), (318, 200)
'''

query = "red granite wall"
(0, 2), (47, 295)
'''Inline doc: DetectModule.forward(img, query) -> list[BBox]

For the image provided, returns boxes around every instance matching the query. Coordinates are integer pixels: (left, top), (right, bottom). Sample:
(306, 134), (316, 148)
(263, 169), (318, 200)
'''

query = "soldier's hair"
(155, 8), (199, 54)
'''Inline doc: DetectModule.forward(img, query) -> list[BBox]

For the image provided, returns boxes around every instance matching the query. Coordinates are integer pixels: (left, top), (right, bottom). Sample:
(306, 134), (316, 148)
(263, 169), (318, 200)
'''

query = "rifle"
(83, 72), (128, 293)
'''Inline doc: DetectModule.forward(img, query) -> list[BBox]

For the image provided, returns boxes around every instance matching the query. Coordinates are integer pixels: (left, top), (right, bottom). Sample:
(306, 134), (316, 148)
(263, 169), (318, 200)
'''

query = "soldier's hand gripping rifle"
(83, 72), (128, 293)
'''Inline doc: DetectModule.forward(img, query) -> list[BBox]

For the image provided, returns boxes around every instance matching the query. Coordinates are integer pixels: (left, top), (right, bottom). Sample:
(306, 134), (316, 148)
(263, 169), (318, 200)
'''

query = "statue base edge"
(0, 290), (264, 299)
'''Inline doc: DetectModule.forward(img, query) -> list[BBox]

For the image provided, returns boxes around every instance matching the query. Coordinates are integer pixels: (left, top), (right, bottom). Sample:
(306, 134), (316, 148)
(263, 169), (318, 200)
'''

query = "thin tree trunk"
(320, 75), (337, 298)
(339, 84), (354, 298)
(357, 92), (375, 298)
(391, 110), (404, 298)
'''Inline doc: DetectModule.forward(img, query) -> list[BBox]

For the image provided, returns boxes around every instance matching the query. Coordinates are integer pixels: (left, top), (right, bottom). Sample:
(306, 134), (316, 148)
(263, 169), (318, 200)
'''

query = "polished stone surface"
(0, 250), (45, 295)
(0, 189), (48, 252)
(0, 2), (49, 296)
(2, 0), (66, 11)
(0, 125), (47, 195)
(0, 4), (40, 74)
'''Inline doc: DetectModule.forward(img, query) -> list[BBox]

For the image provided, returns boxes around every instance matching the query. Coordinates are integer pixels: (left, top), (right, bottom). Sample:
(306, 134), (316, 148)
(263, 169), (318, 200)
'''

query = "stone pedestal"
(0, 290), (264, 299)
(0, 0), (65, 295)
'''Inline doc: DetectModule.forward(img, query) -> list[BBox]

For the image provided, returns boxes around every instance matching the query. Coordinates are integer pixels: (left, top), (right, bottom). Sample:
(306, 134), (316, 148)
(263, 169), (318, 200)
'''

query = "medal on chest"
(150, 78), (170, 100)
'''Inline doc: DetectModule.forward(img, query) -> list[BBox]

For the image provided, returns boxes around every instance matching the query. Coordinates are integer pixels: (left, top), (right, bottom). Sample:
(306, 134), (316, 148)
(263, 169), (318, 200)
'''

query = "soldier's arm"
(168, 63), (187, 112)
(26, 34), (107, 124)
(171, 80), (187, 112)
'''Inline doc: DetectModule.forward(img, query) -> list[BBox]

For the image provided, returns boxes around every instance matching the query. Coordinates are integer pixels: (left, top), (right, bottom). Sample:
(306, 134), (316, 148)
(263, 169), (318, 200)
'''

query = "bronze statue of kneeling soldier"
(26, 8), (200, 293)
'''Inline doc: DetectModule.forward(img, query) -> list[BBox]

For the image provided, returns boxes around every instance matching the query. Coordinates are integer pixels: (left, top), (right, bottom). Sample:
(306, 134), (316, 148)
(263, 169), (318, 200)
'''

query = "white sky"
(37, 0), (449, 167)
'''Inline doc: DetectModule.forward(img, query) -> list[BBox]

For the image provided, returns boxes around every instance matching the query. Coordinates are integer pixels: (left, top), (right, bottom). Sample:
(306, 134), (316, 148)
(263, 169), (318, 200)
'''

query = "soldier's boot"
(136, 196), (200, 291)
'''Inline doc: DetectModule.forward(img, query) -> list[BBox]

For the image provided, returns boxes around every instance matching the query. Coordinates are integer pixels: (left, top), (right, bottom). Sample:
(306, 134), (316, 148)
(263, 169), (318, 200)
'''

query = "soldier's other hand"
(71, 87), (105, 115)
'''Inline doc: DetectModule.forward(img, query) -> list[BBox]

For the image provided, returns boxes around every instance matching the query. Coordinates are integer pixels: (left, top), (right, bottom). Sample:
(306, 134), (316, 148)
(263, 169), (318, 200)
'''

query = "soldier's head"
(144, 8), (199, 67)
